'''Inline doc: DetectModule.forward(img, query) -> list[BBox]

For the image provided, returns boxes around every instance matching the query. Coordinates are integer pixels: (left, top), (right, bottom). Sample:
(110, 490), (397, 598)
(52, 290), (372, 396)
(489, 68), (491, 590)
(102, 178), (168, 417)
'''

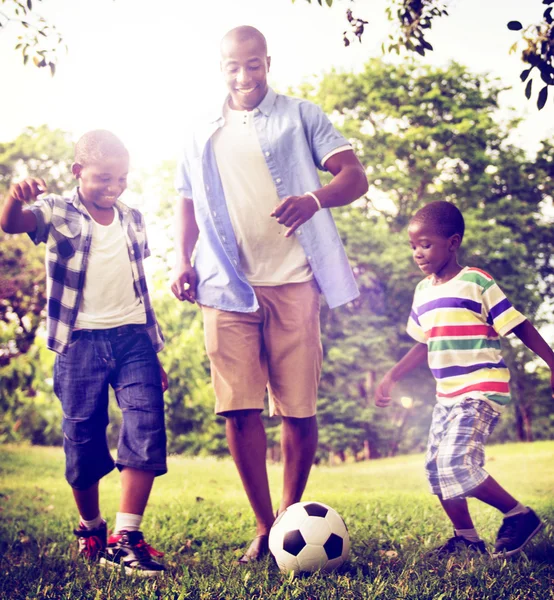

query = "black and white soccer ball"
(268, 501), (350, 573)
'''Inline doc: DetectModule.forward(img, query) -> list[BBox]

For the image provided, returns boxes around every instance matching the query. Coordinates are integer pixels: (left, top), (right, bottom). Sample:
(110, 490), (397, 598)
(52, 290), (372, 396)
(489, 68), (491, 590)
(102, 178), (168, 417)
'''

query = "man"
(171, 25), (368, 562)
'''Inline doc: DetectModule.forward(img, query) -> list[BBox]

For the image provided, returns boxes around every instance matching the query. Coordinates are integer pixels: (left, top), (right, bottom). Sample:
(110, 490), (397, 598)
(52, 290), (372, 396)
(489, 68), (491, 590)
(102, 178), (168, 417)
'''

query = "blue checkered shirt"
(27, 188), (164, 355)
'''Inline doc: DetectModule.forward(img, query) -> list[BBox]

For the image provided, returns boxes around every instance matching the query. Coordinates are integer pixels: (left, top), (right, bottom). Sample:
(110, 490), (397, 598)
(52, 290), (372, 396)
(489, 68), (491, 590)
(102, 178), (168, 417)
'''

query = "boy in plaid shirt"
(375, 201), (553, 557)
(1, 130), (167, 575)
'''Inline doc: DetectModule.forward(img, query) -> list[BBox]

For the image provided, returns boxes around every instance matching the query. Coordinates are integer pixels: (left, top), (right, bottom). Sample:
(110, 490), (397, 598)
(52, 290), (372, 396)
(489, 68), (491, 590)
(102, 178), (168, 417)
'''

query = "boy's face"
(221, 36), (271, 111)
(408, 220), (460, 278)
(72, 154), (129, 211)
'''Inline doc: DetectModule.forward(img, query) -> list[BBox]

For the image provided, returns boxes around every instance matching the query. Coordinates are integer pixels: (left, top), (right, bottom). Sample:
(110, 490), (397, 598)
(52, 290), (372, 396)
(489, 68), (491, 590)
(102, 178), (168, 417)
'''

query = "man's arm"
(271, 149), (368, 237)
(170, 196), (200, 303)
(1, 178), (43, 234)
(510, 319), (554, 395)
(374, 342), (428, 407)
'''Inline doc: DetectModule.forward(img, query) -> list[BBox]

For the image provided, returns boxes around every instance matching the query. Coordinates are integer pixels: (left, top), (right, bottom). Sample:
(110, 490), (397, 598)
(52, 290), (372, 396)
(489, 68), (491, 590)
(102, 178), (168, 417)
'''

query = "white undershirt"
(75, 207), (146, 329)
(212, 104), (313, 286)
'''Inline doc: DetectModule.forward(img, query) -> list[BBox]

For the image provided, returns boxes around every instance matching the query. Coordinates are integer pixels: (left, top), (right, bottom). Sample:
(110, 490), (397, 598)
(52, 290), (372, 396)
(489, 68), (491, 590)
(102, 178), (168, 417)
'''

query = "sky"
(1, 0), (553, 168)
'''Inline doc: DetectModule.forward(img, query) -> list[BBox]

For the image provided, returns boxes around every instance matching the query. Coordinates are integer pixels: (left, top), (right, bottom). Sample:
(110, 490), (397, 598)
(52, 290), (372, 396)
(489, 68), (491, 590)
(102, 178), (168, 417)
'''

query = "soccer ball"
(268, 501), (350, 573)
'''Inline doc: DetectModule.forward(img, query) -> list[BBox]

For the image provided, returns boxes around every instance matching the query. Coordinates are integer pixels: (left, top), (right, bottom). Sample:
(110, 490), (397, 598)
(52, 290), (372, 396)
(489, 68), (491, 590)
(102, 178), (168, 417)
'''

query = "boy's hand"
(9, 178), (47, 203)
(159, 364), (169, 393)
(375, 373), (394, 408)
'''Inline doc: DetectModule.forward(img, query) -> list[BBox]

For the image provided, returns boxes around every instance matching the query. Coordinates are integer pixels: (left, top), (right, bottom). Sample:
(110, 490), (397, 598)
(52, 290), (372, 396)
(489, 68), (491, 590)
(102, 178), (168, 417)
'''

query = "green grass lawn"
(0, 441), (553, 599)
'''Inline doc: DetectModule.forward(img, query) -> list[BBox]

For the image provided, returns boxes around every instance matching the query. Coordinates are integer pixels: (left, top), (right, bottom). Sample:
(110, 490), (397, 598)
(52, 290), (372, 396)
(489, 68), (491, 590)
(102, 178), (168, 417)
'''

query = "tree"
(299, 57), (554, 451)
(300, 0), (554, 110)
(0, 125), (74, 441)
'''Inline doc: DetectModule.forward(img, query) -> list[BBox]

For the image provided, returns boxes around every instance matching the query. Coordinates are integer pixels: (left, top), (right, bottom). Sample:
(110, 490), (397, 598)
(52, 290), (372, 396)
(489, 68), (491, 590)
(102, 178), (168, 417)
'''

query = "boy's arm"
(1, 178), (44, 234)
(374, 342), (428, 407)
(170, 195), (199, 304)
(510, 320), (554, 395)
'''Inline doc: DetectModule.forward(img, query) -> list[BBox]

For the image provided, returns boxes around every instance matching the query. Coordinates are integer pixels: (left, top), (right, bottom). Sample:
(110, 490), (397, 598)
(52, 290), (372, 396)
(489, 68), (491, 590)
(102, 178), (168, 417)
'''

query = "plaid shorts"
(425, 397), (500, 500)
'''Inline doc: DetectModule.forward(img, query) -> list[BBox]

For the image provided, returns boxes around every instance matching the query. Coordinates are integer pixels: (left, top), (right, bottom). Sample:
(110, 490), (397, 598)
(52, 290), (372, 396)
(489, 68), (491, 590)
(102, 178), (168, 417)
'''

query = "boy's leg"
(471, 476), (543, 557)
(53, 332), (114, 560)
(98, 326), (166, 576)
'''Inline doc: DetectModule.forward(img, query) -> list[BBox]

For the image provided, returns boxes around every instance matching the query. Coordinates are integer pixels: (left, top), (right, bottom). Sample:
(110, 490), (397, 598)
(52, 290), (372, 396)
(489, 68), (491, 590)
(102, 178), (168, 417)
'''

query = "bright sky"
(1, 0), (552, 168)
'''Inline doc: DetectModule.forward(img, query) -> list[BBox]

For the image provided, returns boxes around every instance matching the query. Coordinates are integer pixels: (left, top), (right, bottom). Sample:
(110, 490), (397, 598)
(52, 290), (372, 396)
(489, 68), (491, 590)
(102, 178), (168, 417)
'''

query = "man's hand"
(374, 373), (394, 408)
(170, 261), (197, 303)
(271, 194), (320, 238)
(159, 364), (169, 393)
(9, 178), (47, 203)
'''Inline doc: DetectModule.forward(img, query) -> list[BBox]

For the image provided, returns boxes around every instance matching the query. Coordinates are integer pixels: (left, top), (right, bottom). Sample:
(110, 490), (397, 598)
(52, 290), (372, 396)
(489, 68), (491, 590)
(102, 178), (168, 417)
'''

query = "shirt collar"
(209, 87), (277, 123)
(68, 186), (130, 219)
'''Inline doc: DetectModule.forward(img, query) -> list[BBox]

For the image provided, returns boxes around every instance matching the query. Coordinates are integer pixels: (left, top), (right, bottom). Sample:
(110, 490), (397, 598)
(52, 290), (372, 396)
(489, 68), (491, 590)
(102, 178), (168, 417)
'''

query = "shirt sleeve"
(406, 287), (428, 344)
(482, 279), (527, 336)
(26, 196), (54, 245)
(175, 147), (193, 198)
(300, 101), (350, 171)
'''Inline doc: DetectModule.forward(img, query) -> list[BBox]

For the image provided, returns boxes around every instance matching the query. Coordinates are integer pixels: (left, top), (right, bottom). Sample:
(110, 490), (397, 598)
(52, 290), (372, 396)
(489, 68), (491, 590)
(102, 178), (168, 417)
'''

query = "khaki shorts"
(201, 280), (322, 418)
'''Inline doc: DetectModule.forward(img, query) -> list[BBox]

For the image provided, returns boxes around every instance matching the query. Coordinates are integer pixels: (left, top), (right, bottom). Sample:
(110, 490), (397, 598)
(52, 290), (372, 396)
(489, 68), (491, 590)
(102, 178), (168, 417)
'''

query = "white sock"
(455, 528), (481, 542)
(115, 512), (143, 533)
(504, 502), (528, 518)
(80, 514), (104, 530)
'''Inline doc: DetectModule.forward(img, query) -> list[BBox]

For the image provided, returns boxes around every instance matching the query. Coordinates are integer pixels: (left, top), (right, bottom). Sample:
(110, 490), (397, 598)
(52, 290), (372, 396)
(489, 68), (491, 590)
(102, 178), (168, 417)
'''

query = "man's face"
(221, 36), (271, 111)
(72, 155), (129, 212)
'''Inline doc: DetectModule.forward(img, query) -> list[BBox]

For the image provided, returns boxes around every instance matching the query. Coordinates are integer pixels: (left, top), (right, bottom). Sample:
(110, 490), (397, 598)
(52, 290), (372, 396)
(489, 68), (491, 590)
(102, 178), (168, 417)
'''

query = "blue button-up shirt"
(175, 88), (359, 311)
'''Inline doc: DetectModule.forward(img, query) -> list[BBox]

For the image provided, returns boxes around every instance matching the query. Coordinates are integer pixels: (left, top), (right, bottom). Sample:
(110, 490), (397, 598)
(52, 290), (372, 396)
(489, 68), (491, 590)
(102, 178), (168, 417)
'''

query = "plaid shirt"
(28, 188), (164, 355)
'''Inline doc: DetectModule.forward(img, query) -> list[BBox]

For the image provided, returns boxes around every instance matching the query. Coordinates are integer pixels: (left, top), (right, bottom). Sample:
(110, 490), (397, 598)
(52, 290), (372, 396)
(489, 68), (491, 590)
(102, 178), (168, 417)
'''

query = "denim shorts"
(425, 398), (500, 500)
(53, 324), (167, 490)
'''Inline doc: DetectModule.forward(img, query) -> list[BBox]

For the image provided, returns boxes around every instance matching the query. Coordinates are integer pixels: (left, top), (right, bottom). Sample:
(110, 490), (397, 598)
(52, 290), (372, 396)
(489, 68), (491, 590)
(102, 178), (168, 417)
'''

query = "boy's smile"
(72, 155), (129, 220)
(408, 221), (461, 284)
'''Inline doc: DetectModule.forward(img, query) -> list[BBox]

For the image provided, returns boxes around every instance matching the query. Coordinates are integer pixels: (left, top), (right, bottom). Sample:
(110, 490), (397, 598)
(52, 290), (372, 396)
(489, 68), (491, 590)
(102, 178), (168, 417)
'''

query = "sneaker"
(99, 530), (165, 576)
(427, 534), (487, 557)
(73, 520), (107, 561)
(493, 508), (544, 557)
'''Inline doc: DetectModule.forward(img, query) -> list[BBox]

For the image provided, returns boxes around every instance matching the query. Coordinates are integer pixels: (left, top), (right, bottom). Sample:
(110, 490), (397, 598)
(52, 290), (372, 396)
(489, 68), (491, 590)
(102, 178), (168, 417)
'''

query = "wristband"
(305, 191), (322, 211)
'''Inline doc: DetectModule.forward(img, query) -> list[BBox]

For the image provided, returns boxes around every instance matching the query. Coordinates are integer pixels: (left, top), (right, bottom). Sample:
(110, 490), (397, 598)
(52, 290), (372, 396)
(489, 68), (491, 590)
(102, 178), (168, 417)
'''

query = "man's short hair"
(74, 130), (128, 165)
(220, 25), (267, 55)
(410, 201), (465, 239)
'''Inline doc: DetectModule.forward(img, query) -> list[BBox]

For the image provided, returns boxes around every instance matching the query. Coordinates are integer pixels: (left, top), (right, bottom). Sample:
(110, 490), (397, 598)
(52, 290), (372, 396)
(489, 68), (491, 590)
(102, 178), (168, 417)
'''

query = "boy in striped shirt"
(375, 201), (554, 557)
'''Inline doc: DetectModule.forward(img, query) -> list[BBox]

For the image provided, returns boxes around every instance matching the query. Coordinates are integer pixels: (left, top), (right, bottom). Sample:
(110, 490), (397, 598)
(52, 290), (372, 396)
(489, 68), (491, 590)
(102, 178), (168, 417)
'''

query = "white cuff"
(305, 191), (322, 211)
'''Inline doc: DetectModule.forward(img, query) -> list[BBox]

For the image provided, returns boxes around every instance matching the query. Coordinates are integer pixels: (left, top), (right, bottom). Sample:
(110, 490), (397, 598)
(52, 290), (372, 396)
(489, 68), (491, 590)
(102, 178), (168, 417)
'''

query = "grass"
(0, 441), (553, 599)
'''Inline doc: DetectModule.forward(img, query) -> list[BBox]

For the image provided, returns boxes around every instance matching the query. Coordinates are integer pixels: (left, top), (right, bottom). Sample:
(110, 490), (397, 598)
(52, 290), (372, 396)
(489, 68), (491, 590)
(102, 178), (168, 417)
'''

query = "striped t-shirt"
(407, 266), (526, 408)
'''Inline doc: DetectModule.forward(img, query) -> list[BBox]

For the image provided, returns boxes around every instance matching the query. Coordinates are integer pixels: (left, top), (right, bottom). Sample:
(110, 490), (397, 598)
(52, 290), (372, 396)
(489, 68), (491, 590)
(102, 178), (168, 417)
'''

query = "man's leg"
(279, 415), (318, 514)
(225, 409), (275, 536)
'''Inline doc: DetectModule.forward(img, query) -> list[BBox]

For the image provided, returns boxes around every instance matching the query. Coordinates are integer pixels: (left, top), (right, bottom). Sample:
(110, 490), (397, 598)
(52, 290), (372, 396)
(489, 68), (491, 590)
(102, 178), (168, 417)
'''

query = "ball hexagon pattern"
(268, 501), (349, 573)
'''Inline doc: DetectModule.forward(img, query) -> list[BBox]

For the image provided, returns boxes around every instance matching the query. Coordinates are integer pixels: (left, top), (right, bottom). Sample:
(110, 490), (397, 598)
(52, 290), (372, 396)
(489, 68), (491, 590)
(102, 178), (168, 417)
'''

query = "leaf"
(49, 61), (55, 77)
(27, 0), (32, 9)
(543, 0), (554, 5)
(520, 68), (532, 81)
(545, 7), (553, 24)
(525, 78), (533, 99)
(537, 85), (548, 110)
(415, 45), (425, 56)
(422, 40), (433, 51)
(507, 21), (523, 31)
(326, 0), (333, 6)
(509, 41), (518, 55)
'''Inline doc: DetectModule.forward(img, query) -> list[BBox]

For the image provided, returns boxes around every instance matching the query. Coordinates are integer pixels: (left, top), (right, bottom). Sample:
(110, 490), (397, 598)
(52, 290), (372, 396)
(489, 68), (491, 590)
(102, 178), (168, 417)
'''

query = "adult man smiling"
(171, 25), (368, 563)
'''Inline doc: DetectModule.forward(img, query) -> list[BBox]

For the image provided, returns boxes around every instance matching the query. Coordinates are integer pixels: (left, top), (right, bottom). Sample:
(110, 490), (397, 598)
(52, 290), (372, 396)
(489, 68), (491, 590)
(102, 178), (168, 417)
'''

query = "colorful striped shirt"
(27, 188), (164, 355)
(407, 266), (526, 408)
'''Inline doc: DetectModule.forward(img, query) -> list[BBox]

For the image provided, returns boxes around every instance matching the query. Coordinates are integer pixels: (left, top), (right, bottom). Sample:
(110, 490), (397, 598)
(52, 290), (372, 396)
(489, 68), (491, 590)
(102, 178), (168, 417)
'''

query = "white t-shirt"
(212, 104), (313, 286)
(75, 207), (147, 329)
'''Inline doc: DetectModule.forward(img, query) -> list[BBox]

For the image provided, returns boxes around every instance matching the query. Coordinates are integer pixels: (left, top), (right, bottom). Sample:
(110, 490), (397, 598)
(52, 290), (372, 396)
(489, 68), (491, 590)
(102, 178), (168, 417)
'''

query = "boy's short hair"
(410, 201), (465, 240)
(74, 130), (129, 165)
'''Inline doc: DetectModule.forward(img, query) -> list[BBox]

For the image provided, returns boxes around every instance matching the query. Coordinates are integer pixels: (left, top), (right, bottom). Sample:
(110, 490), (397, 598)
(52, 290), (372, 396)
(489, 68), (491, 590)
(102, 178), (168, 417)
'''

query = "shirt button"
(233, 259), (238, 266)
(297, 229), (302, 235)
(254, 108), (260, 114)
(265, 151), (270, 157)
(206, 185), (210, 192)
(276, 178), (282, 184)
(212, 210), (217, 217)
(307, 256), (312, 260)
(222, 235), (226, 241)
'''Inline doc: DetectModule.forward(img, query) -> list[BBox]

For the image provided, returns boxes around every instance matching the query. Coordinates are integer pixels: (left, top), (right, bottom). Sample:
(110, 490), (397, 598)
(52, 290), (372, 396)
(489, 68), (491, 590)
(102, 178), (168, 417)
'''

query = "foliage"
(0, 125), (74, 441)
(0, 441), (553, 599)
(298, 58), (554, 448)
(299, 0), (554, 110)
(508, 0), (554, 110)
(0, 0), (65, 75)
